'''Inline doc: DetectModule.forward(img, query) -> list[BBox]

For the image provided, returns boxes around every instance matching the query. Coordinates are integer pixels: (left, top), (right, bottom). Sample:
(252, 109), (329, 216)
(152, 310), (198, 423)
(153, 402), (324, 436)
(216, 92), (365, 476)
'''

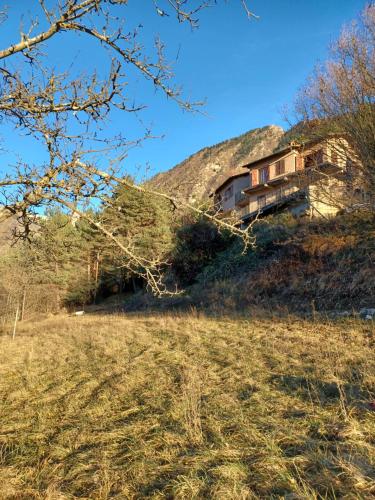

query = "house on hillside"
(212, 137), (360, 221)
(211, 169), (250, 214)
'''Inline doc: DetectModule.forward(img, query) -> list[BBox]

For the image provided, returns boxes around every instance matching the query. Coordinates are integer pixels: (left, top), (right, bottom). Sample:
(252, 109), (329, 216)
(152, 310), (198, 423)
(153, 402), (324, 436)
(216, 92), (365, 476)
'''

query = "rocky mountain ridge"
(148, 125), (285, 204)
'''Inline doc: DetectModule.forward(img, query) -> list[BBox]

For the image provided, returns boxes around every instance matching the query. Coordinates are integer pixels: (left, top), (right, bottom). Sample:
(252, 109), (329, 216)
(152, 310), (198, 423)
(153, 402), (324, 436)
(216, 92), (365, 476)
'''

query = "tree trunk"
(21, 289), (26, 321)
(12, 304), (19, 340)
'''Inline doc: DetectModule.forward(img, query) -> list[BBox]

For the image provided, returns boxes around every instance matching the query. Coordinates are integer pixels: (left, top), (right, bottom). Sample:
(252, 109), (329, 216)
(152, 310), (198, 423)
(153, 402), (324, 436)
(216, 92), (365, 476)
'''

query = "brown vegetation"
(121, 212), (375, 315)
(0, 313), (374, 498)
(295, 4), (375, 210)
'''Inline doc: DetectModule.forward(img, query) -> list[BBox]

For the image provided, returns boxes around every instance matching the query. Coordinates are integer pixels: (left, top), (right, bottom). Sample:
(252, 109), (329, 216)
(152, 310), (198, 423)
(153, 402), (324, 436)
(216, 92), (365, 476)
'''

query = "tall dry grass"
(0, 312), (374, 498)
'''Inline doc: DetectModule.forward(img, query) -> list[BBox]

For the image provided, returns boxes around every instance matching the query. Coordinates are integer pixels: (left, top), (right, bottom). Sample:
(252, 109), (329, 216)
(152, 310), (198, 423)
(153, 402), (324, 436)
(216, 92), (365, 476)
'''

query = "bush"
(196, 213), (299, 286)
(194, 212), (375, 312)
(172, 217), (233, 285)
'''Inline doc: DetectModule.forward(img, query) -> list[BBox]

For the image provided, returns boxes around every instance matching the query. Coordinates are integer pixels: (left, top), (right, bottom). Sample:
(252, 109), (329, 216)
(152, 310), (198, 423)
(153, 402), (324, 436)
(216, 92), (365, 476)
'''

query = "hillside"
(0, 210), (18, 254)
(0, 210), (41, 254)
(148, 125), (284, 204)
(117, 211), (375, 316)
(193, 212), (375, 313)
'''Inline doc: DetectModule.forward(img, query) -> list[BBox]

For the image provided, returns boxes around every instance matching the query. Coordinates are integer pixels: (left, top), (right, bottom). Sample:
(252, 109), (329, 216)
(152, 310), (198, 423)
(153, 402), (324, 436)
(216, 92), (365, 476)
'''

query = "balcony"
(235, 191), (248, 206)
(240, 186), (306, 219)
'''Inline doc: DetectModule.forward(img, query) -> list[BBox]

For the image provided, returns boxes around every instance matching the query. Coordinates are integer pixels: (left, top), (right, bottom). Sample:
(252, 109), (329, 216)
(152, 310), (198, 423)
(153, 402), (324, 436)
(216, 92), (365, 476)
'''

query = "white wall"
(218, 175), (250, 212)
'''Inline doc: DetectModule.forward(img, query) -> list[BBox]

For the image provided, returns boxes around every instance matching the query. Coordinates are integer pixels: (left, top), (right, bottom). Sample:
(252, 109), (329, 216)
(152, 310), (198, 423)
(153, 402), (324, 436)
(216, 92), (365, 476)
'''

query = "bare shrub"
(294, 4), (375, 211)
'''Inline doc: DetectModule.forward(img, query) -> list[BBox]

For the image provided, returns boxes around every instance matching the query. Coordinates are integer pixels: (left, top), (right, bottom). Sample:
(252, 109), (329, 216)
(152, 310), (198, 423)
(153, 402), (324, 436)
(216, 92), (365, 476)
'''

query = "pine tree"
(100, 179), (174, 291)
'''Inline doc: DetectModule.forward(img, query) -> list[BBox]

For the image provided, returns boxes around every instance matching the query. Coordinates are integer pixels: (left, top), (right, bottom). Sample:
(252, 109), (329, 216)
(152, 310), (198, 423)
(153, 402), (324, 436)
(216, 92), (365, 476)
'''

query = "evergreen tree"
(0, 210), (98, 314)
(33, 210), (97, 305)
(100, 179), (174, 291)
(172, 215), (233, 286)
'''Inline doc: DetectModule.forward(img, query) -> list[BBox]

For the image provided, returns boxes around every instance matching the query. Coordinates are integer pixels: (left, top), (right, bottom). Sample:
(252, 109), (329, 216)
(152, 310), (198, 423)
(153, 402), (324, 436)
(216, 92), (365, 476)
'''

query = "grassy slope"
(120, 213), (375, 316)
(193, 212), (375, 313)
(0, 314), (374, 498)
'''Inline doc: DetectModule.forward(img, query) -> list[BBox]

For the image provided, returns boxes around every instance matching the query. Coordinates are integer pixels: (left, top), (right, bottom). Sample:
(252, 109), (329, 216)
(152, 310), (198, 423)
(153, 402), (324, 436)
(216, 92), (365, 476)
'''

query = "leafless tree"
(0, 0), (257, 295)
(294, 3), (375, 212)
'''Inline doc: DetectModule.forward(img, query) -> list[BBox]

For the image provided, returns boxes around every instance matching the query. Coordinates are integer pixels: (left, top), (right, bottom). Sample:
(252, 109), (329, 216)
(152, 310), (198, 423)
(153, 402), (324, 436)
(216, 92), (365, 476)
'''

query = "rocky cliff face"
(0, 211), (18, 254)
(148, 125), (285, 204)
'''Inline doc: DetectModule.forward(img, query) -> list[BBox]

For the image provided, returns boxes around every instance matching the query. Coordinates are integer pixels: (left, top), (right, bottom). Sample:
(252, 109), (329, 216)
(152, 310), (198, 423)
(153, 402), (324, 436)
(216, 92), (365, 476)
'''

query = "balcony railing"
(235, 191), (247, 204)
(239, 186), (305, 218)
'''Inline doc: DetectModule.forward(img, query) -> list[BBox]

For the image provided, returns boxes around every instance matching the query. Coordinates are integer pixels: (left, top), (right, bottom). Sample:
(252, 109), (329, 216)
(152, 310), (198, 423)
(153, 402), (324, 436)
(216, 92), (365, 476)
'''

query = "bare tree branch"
(0, 0), (257, 295)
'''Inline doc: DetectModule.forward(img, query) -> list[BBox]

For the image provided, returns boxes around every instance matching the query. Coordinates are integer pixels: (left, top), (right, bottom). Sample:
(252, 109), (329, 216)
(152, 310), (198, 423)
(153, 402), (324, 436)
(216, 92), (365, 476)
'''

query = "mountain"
(148, 125), (285, 204)
(0, 210), (41, 254)
(0, 126), (285, 248)
(0, 210), (18, 254)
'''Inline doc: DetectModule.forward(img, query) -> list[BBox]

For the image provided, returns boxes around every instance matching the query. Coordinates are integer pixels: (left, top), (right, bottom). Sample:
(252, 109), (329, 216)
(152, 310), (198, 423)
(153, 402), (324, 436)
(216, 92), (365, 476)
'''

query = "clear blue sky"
(0, 0), (368, 181)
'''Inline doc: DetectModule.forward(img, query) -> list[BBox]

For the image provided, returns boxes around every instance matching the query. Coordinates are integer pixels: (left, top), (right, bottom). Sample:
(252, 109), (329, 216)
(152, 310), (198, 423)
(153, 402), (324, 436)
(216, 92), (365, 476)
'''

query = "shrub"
(172, 217), (233, 285)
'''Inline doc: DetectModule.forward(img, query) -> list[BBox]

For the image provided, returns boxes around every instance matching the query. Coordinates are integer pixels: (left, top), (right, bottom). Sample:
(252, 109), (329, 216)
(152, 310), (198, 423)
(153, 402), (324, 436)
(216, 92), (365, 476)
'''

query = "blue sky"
(0, 0), (368, 181)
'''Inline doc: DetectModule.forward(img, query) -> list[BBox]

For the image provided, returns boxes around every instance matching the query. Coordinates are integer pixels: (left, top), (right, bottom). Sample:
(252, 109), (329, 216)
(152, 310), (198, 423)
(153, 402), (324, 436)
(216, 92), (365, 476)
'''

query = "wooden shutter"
(251, 169), (258, 186)
(296, 155), (303, 171)
(275, 160), (281, 176)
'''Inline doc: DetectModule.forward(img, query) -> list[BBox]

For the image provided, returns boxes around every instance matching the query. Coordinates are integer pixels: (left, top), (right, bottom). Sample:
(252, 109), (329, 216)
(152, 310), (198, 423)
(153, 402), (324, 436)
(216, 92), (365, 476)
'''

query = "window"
(354, 187), (368, 203)
(259, 166), (269, 184)
(275, 159), (285, 176)
(257, 195), (266, 209)
(304, 149), (323, 169)
(224, 185), (233, 200)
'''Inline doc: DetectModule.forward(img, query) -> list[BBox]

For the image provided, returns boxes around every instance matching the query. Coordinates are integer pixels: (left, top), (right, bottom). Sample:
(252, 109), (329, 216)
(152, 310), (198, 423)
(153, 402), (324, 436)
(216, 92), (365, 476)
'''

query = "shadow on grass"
(270, 373), (367, 406)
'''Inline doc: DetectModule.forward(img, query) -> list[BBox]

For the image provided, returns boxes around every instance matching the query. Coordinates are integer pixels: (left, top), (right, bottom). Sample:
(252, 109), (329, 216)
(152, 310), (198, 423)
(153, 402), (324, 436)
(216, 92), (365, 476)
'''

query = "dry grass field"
(0, 312), (374, 499)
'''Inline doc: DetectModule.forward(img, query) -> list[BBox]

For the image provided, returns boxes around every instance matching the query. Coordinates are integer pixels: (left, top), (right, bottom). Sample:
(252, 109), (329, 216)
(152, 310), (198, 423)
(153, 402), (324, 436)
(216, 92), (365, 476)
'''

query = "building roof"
(240, 142), (301, 171)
